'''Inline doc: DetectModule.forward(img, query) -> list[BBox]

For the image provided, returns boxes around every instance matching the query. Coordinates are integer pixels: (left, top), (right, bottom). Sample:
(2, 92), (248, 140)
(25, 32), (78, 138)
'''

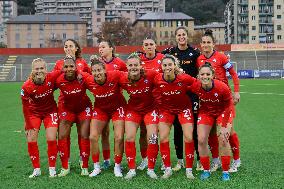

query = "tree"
(130, 25), (156, 45)
(0, 42), (7, 48)
(191, 31), (203, 45)
(96, 18), (132, 46)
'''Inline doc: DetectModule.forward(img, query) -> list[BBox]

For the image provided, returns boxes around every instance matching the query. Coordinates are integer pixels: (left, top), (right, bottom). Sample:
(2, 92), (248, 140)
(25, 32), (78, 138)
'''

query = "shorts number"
(183, 109), (191, 120)
(85, 107), (91, 116)
(151, 110), (158, 121)
(117, 107), (125, 118)
(50, 113), (58, 125)
(193, 102), (199, 111)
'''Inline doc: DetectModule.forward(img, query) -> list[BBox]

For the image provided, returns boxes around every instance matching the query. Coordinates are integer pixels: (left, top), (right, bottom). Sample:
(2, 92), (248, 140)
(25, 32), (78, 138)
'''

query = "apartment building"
(194, 22), (225, 44)
(133, 12), (194, 45)
(0, 0), (17, 46)
(224, 0), (284, 44)
(6, 15), (87, 48)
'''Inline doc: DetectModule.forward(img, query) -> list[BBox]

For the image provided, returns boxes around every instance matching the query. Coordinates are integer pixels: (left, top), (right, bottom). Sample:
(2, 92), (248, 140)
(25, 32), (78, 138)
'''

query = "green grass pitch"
(0, 79), (283, 189)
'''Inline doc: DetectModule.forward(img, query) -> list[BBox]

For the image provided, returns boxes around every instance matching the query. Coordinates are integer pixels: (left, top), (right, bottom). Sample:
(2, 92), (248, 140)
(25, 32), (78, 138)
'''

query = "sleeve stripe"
(223, 62), (233, 70)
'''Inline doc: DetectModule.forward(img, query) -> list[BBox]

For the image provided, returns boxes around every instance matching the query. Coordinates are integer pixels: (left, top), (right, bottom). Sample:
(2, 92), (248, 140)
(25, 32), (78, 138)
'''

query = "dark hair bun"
(204, 62), (212, 66)
(204, 29), (213, 36)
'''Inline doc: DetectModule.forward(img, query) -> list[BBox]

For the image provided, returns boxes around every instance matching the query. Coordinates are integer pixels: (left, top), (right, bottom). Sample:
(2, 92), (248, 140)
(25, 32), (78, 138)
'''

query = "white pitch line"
(240, 92), (284, 96)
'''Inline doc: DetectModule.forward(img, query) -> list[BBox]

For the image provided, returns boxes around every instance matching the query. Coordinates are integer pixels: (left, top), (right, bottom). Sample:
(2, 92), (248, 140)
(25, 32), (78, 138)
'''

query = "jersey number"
(117, 107), (125, 118)
(151, 110), (158, 121)
(183, 109), (191, 120)
(50, 113), (58, 125)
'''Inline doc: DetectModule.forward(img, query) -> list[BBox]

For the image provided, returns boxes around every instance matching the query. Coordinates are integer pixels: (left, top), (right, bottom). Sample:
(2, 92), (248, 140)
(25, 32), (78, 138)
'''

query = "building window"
(39, 24), (44, 31)
(277, 35), (282, 40)
(164, 41), (168, 45)
(74, 24), (78, 30)
(277, 15), (281, 19)
(185, 21), (188, 27)
(177, 21), (182, 27)
(160, 31), (162, 37)
(277, 25), (281, 30)
(62, 24), (66, 30)
(277, 5), (281, 9)
(96, 11), (100, 15)
(40, 43), (44, 48)
(27, 24), (31, 31)
(74, 32), (79, 40)
(252, 26), (256, 30)
(97, 18), (101, 22)
(51, 33), (55, 39)
(28, 43), (32, 48)
(15, 33), (20, 41)
(144, 21), (147, 27)
(150, 21), (156, 27)
(26, 33), (32, 41)
(164, 31), (168, 37)
(252, 5), (255, 10)
(63, 33), (67, 39)
(252, 16), (256, 20)
(252, 36), (256, 40)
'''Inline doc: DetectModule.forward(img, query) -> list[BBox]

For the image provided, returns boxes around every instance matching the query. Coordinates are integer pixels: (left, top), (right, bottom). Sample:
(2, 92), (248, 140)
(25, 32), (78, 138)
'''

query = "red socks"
(221, 156), (231, 171)
(92, 152), (100, 163)
(147, 143), (158, 169)
(229, 133), (240, 160)
(200, 156), (210, 171)
(125, 141), (136, 169)
(28, 142), (40, 168)
(140, 147), (147, 159)
(58, 139), (69, 169)
(160, 141), (171, 168)
(103, 149), (110, 161)
(80, 138), (90, 168)
(208, 133), (219, 159)
(185, 141), (195, 169)
(114, 154), (123, 164)
(47, 140), (57, 167)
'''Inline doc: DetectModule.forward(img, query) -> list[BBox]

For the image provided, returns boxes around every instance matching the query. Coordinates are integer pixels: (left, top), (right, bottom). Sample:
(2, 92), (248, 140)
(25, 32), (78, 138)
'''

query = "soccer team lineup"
(21, 27), (242, 182)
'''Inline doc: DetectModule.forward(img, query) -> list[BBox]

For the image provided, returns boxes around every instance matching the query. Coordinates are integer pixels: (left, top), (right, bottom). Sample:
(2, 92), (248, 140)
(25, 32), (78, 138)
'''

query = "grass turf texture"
(0, 79), (283, 189)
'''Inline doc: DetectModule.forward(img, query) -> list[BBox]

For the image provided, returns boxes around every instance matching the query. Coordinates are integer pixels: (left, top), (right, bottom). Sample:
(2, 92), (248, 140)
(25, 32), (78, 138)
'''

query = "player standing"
(197, 29), (241, 172)
(189, 62), (234, 181)
(162, 26), (201, 171)
(21, 58), (61, 178)
(56, 57), (92, 177)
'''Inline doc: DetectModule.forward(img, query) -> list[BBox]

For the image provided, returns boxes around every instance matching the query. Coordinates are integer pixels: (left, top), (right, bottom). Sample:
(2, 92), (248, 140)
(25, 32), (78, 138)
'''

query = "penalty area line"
(240, 92), (284, 96)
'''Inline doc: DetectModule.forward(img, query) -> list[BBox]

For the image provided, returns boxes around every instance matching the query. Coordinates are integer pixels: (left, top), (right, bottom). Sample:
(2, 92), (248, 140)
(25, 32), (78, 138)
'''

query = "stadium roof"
(136, 12), (194, 21)
(6, 15), (87, 24)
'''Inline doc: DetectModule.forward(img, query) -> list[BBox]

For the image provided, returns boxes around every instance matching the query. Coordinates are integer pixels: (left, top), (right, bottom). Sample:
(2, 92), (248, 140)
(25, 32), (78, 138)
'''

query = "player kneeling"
(21, 58), (61, 178)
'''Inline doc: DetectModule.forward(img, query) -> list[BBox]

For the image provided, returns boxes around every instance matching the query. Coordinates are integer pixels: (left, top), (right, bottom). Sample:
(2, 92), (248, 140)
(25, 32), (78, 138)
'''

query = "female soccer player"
(189, 62), (234, 181)
(133, 38), (164, 171)
(84, 60), (126, 178)
(121, 54), (159, 180)
(162, 26), (201, 171)
(56, 57), (92, 177)
(197, 29), (241, 172)
(154, 55), (196, 179)
(21, 58), (61, 178)
(88, 40), (127, 169)
(53, 39), (91, 169)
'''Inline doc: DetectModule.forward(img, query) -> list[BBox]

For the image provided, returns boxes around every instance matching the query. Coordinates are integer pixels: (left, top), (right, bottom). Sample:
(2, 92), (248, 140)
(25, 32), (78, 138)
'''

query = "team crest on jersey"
(33, 90), (36, 93)
(61, 112), (67, 117)
(201, 60), (204, 63)
(144, 79), (148, 84)
(21, 89), (24, 96)
(47, 82), (51, 86)
(213, 58), (217, 62)
(109, 82), (114, 86)
(78, 63), (82, 67)
(177, 82), (182, 87)
(197, 117), (201, 122)
(157, 60), (161, 64)
(141, 61), (145, 65)
(160, 85), (165, 88)
(61, 83), (65, 86)
(214, 93), (218, 97)
(189, 53), (193, 56)
(127, 113), (132, 118)
(113, 64), (118, 68)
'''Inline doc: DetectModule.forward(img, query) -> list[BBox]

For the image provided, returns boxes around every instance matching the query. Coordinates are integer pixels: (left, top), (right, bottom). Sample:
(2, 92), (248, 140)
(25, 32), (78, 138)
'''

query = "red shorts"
(197, 112), (234, 126)
(59, 106), (92, 122)
(24, 111), (59, 130)
(159, 108), (194, 125)
(125, 109), (159, 125)
(92, 106), (125, 122)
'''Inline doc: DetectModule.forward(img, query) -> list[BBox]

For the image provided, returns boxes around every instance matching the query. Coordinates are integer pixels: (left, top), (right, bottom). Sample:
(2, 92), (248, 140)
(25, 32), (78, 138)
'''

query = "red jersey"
(55, 72), (91, 112)
(84, 71), (126, 112)
(197, 51), (239, 92)
(139, 52), (164, 73)
(189, 79), (233, 117)
(104, 57), (127, 72)
(119, 70), (158, 113)
(53, 58), (91, 73)
(21, 71), (61, 117)
(154, 73), (196, 113)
